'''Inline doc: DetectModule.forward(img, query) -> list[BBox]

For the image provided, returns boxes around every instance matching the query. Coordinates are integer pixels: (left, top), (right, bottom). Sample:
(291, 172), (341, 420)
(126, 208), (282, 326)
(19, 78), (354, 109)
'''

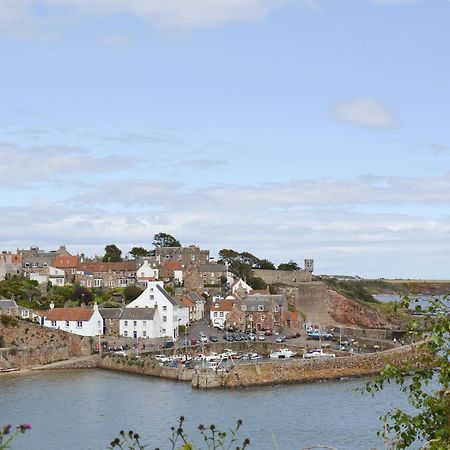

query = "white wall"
(43, 308), (103, 337)
(127, 281), (179, 339)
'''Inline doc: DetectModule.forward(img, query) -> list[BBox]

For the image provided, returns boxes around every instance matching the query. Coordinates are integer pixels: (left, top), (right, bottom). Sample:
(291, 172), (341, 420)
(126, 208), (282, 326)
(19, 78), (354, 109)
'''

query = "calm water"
(0, 369), (414, 450)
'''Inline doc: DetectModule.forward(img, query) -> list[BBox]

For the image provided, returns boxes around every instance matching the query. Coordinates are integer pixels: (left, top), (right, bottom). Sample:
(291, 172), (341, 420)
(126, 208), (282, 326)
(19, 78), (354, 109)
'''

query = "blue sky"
(1, 0), (450, 279)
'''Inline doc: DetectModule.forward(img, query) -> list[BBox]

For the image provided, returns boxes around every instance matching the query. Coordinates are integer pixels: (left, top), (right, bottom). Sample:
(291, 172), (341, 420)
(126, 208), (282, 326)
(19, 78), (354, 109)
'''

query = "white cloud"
(331, 98), (399, 129)
(0, 145), (138, 186)
(0, 0), (318, 37)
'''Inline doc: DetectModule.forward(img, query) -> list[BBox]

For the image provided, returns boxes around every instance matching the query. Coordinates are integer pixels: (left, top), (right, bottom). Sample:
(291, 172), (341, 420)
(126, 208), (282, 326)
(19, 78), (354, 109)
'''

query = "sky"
(1, 0), (450, 279)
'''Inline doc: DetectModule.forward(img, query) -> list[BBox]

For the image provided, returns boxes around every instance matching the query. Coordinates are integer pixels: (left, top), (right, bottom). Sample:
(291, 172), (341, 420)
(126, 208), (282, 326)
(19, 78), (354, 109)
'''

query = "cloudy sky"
(1, 0), (450, 279)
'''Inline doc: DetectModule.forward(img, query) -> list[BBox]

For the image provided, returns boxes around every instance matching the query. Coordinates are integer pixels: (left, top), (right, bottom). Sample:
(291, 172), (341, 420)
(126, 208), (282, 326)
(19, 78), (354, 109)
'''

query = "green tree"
(129, 246), (151, 258)
(247, 276), (267, 290)
(256, 259), (276, 270)
(103, 244), (123, 262)
(153, 233), (181, 247)
(277, 260), (300, 271)
(363, 295), (450, 449)
(123, 284), (143, 303)
(72, 285), (93, 304)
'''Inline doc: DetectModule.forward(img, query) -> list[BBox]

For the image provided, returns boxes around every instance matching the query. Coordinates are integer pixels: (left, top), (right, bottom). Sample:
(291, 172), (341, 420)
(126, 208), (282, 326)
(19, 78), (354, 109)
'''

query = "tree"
(72, 285), (93, 304)
(247, 276), (267, 290)
(277, 260), (300, 271)
(123, 284), (143, 303)
(103, 244), (123, 262)
(363, 295), (450, 449)
(129, 246), (151, 258)
(152, 233), (181, 248)
(256, 259), (276, 270)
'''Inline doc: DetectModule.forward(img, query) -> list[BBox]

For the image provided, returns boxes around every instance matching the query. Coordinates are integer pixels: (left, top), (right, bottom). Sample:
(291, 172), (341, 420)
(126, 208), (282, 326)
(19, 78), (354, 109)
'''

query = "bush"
(0, 315), (17, 327)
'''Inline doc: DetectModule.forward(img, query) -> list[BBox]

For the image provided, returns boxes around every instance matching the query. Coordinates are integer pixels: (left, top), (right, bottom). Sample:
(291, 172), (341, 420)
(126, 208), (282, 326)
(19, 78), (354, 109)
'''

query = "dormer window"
(258, 305), (264, 311)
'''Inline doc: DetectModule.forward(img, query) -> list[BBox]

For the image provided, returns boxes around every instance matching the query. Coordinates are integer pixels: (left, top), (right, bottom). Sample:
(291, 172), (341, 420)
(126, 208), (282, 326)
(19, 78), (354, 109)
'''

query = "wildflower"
(2, 425), (12, 435)
(19, 424), (32, 433)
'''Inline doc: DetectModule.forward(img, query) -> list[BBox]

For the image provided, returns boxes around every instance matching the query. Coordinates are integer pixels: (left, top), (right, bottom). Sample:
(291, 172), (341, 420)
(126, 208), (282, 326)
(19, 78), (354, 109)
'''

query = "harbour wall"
(192, 344), (423, 389)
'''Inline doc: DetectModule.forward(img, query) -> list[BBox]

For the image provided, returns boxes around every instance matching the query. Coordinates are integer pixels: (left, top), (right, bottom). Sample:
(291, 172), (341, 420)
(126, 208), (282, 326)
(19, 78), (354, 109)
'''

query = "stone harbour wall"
(192, 344), (424, 389)
(0, 319), (92, 371)
(99, 354), (194, 382)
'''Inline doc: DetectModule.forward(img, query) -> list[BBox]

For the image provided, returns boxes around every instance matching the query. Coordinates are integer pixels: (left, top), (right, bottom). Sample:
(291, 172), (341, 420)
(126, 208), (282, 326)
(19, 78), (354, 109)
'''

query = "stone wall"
(253, 269), (312, 286)
(192, 344), (423, 389)
(99, 354), (193, 381)
(0, 318), (92, 371)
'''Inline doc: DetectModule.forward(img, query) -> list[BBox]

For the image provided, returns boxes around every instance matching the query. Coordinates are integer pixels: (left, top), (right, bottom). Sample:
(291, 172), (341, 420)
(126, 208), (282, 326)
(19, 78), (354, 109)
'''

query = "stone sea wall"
(99, 354), (194, 382)
(0, 319), (92, 371)
(192, 344), (423, 389)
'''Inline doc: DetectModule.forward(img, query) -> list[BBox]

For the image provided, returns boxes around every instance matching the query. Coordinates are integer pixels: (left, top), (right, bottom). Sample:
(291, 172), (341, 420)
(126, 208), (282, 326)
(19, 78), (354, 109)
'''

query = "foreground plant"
(362, 295), (450, 449)
(109, 417), (250, 450)
(0, 424), (31, 449)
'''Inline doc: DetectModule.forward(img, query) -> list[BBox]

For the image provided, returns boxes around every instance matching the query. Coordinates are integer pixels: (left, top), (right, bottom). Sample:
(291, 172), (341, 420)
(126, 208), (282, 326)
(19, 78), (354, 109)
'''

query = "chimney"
(50, 301), (55, 309)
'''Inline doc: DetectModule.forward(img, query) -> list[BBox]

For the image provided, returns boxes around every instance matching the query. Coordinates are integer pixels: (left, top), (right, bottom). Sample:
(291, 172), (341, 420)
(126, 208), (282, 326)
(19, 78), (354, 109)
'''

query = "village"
(0, 235), (421, 388)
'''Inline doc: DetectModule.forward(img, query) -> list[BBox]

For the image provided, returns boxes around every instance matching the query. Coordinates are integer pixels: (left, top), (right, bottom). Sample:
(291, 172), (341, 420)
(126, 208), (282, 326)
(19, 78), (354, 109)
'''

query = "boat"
(302, 348), (336, 359)
(269, 348), (296, 359)
(241, 352), (262, 360)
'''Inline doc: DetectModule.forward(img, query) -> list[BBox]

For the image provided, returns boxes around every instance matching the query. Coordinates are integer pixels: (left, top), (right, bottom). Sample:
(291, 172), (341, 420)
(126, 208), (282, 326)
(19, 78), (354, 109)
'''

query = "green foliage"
(277, 260), (299, 271)
(362, 295), (450, 449)
(247, 276), (267, 290)
(0, 276), (42, 307)
(0, 315), (17, 327)
(72, 285), (93, 304)
(257, 259), (275, 270)
(153, 233), (181, 248)
(130, 246), (152, 258)
(123, 284), (143, 303)
(0, 335), (4, 347)
(103, 244), (123, 262)
(108, 417), (250, 450)
(322, 277), (377, 304)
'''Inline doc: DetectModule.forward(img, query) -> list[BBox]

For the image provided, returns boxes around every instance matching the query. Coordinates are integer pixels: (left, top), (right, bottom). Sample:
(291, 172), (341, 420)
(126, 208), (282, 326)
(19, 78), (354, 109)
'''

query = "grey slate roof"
(0, 299), (18, 310)
(189, 292), (203, 303)
(120, 308), (156, 320)
(99, 308), (122, 319)
(199, 264), (227, 273)
(242, 298), (269, 312)
(156, 284), (178, 306)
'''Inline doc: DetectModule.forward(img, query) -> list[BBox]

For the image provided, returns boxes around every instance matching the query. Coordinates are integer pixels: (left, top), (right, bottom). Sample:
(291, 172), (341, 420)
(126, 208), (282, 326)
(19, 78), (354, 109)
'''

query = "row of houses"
(1, 282), (205, 339)
(209, 279), (301, 331)
(0, 245), (227, 291)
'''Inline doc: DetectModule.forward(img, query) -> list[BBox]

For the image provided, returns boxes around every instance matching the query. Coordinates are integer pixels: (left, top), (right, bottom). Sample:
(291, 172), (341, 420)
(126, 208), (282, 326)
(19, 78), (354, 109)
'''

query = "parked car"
(210, 335), (218, 342)
(264, 329), (273, 336)
(223, 335), (234, 341)
(248, 333), (256, 341)
(163, 341), (174, 349)
(276, 336), (286, 343)
(232, 333), (242, 341)
(257, 334), (266, 341)
(198, 335), (208, 343)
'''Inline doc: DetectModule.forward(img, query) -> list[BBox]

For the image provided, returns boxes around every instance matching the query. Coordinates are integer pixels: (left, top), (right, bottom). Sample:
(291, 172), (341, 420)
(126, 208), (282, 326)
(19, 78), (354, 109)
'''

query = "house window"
(258, 305), (264, 311)
(219, 312), (224, 317)
(124, 320), (128, 326)
(76, 321), (83, 328)
(150, 295), (154, 300)
(51, 320), (57, 327)
(133, 321), (137, 326)
(140, 272), (144, 277)
(124, 331), (128, 337)
(214, 312), (218, 317)
(163, 316), (167, 322)
(143, 331), (147, 337)
(65, 321), (69, 327)
(163, 305), (167, 311)
(143, 321), (147, 327)
(260, 315), (265, 321)
(150, 287), (153, 291)
(161, 328), (166, 333)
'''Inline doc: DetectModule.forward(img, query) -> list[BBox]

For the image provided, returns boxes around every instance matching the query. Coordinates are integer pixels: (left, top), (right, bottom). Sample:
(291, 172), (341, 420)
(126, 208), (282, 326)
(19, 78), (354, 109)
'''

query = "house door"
(256, 323), (261, 331)
(133, 331), (137, 339)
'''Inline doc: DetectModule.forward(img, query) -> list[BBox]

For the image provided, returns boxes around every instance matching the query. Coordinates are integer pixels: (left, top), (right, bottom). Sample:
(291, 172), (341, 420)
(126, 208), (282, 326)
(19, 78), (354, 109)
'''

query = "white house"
(136, 259), (159, 287)
(209, 296), (237, 329)
(119, 308), (157, 339)
(42, 304), (103, 337)
(231, 278), (253, 295)
(126, 281), (179, 340)
(49, 267), (65, 286)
